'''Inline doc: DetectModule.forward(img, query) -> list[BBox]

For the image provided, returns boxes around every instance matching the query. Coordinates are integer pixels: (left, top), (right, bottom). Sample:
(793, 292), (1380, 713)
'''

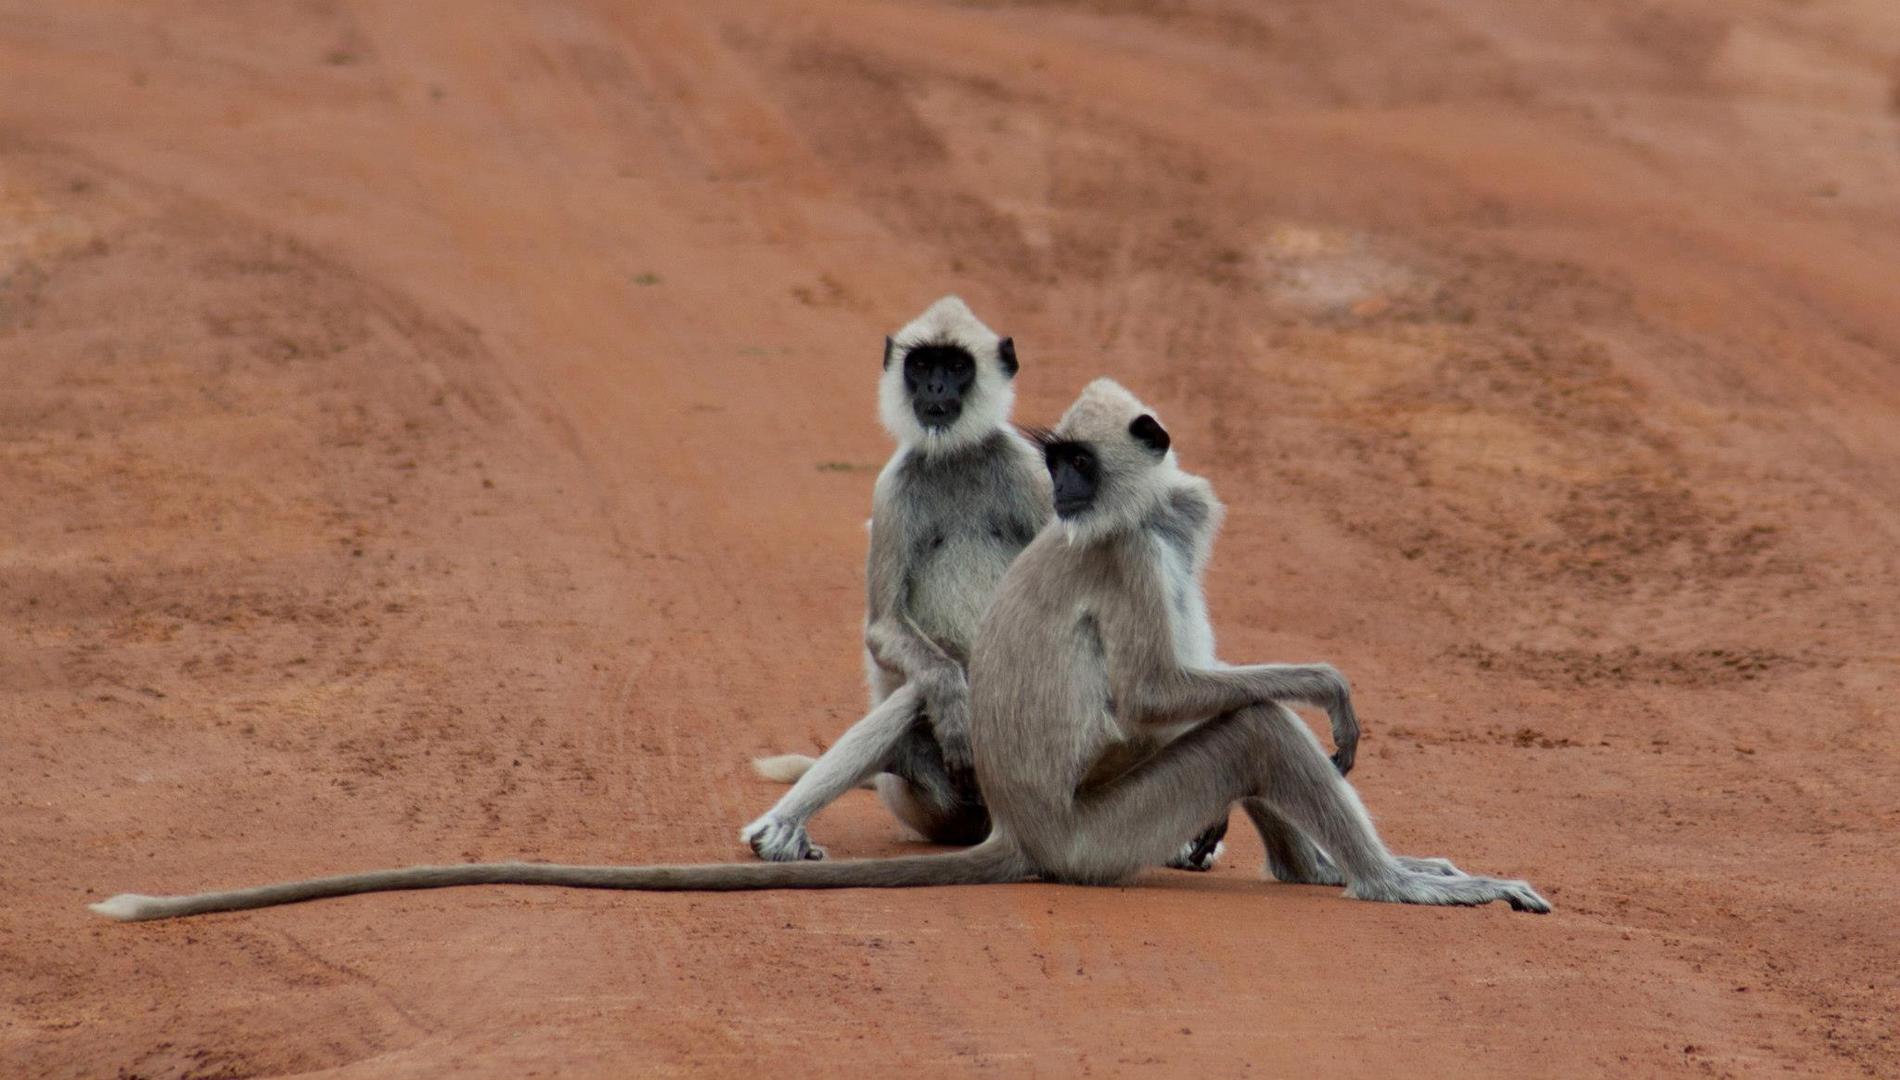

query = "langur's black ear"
(883, 336), (896, 371)
(997, 337), (1018, 378)
(1129, 414), (1170, 456)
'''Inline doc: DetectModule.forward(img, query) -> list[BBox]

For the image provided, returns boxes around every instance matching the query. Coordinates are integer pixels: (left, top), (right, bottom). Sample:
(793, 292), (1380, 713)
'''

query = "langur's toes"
(1348, 870), (1550, 911)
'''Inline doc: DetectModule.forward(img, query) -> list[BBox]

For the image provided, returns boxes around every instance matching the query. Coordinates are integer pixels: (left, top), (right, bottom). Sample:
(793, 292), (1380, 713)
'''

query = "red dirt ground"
(3, 3), (1897, 1077)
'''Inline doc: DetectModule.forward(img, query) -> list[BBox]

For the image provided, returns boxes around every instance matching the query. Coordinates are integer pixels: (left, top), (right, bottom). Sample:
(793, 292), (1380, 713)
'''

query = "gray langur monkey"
(740, 296), (1046, 863)
(744, 297), (1238, 870)
(87, 378), (1546, 922)
(975, 379), (1541, 907)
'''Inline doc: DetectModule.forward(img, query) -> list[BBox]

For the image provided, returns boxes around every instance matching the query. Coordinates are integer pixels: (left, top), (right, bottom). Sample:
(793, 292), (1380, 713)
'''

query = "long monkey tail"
(88, 835), (1030, 923)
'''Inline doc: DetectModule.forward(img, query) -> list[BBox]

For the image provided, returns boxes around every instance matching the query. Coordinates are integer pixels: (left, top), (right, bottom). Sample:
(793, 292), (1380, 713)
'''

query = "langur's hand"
(1329, 696), (1359, 776)
(923, 673), (976, 785)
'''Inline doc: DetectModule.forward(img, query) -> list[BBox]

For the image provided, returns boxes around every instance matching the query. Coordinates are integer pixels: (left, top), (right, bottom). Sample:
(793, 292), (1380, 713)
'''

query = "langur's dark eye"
(1045, 445), (1095, 477)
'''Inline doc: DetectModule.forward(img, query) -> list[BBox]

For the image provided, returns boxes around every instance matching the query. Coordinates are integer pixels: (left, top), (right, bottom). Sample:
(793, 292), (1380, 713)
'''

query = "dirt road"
(3, 2), (1897, 1076)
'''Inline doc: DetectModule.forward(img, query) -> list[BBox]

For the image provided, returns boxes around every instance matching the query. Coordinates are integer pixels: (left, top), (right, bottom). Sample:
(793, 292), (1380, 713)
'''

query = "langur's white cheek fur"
(876, 296), (1016, 454)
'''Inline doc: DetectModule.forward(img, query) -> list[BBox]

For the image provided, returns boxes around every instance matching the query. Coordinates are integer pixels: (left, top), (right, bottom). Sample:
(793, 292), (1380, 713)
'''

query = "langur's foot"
(740, 815), (827, 862)
(1167, 838), (1224, 871)
(1347, 867), (1550, 913)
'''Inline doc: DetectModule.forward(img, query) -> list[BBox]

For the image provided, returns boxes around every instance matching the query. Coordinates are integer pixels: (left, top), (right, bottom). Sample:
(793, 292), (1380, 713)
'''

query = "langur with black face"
(87, 378), (1546, 921)
(975, 380), (1541, 907)
(740, 296), (1045, 863)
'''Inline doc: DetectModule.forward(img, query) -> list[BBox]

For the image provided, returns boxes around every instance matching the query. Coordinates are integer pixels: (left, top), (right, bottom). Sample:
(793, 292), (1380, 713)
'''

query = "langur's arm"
(862, 506), (970, 773)
(1109, 597), (1357, 772)
(862, 510), (961, 688)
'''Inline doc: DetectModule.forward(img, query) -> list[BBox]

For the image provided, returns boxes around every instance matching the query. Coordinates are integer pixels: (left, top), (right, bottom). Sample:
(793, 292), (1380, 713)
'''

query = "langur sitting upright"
(740, 297), (1043, 861)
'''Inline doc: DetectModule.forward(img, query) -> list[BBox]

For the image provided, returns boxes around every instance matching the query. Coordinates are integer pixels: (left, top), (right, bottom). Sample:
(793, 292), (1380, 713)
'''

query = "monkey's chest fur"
(891, 439), (1043, 660)
(905, 531), (1021, 658)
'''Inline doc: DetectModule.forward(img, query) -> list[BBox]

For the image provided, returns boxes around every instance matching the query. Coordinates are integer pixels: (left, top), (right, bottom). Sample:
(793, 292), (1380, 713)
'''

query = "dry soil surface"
(3, 2), (1898, 1077)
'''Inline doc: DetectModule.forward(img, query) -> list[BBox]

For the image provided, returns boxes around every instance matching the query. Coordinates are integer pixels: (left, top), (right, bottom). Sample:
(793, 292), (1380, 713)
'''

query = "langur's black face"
(903, 344), (978, 430)
(1040, 414), (1167, 520)
(1043, 442), (1100, 519)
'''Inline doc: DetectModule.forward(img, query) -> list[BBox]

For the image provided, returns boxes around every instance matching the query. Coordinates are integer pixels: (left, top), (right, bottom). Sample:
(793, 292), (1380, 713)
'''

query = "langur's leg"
(1241, 797), (1465, 884)
(1240, 797), (1343, 885)
(1169, 815), (1230, 872)
(1040, 705), (1548, 911)
(875, 714), (989, 846)
(741, 685), (923, 861)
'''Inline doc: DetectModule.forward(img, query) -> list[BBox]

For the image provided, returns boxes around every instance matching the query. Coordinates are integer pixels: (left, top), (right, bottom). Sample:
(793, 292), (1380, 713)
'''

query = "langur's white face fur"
(878, 296), (1019, 453)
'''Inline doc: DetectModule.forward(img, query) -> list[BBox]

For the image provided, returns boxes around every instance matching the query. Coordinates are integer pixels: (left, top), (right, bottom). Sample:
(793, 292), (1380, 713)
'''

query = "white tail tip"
(89, 894), (163, 922)
(751, 754), (818, 784)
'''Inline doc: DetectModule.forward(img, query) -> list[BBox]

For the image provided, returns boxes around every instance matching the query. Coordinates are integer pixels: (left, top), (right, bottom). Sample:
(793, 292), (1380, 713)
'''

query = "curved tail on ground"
(89, 836), (1028, 922)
